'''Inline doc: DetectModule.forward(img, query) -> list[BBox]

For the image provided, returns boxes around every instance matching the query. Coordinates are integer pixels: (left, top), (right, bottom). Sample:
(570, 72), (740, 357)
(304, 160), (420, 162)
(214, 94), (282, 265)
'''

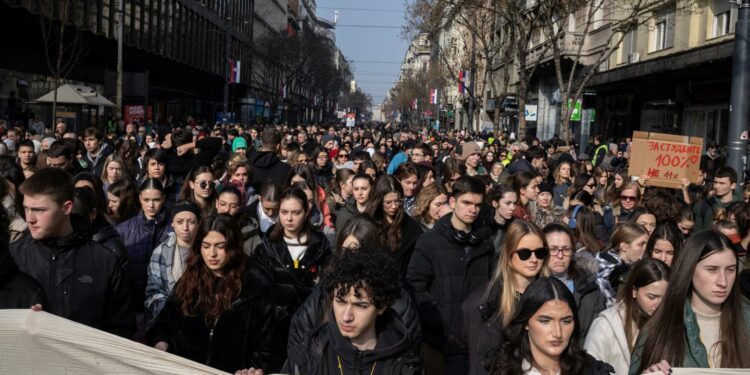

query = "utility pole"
(728, 0), (750, 186)
(116, 0), (124, 121)
(223, 5), (232, 124)
(467, 31), (477, 131)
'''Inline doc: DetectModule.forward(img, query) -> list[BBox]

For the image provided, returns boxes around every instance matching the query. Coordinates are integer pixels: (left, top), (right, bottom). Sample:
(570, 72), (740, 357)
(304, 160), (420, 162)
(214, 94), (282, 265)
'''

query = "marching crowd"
(0, 118), (749, 375)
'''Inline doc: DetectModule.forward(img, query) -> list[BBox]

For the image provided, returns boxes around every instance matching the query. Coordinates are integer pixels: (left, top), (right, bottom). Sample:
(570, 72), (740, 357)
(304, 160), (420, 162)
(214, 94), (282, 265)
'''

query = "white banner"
(525, 104), (538, 121)
(0, 310), (228, 374)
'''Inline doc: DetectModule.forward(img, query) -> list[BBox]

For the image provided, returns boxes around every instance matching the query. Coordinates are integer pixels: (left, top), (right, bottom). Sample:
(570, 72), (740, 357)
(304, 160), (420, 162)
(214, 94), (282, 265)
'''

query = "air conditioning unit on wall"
(628, 52), (641, 63)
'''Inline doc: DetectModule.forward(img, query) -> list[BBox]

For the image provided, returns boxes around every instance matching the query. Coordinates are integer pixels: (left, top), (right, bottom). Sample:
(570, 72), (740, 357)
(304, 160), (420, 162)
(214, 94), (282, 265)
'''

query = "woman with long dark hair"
(585, 258), (669, 374)
(487, 277), (613, 375)
(334, 174), (372, 231)
(365, 175), (424, 276)
(462, 221), (549, 375)
(644, 224), (684, 267)
(395, 162), (420, 216)
(107, 178), (139, 224)
(632, 231), (750, 373)
(511, 171), (540, 222)
(146, 214), (278, 373)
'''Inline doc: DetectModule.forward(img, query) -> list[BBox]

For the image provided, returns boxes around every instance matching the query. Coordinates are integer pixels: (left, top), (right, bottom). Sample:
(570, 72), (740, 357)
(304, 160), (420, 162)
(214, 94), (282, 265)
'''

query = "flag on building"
(458, 70), (464, 94)
(430, 89), (439, 104)
(229, 60), (241, 84)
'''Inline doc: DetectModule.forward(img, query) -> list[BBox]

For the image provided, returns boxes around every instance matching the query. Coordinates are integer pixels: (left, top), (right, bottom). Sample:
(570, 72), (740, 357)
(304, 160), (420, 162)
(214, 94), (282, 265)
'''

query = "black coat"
(285, 309), (421, 375)
(461, 282), (502, 375)
(405, 214), (494, 356)
(9, 220), (135, 337)
(389, 215), (424, 277)
(91, 219), (128, 270)
(0, 242), (48, 309)
(287, 285), (422, 364)
(146, 266), (281, 373)
(570, 270), (606, 340)
(247, 151), (292, 192)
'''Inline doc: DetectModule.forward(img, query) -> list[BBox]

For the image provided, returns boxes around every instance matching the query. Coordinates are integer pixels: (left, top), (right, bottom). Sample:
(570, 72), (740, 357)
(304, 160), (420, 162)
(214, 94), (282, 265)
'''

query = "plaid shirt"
(144, 233), (186, 328)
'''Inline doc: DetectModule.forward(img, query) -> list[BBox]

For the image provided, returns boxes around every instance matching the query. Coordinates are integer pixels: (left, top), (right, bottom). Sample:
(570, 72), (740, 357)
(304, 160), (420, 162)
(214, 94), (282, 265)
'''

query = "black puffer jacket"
(405, 214), (494, 356)
(285, 309), (421, 375)
(9, 219), (135, 337)
(247, 151), (292, 191)
(389, 215), (424, 277)
(146, 265), (281, 373)
(287, 285), (422, 361)
(0, 241), (48, 309)
(569, 269), (606, 340)
(461, 282), (502, 375)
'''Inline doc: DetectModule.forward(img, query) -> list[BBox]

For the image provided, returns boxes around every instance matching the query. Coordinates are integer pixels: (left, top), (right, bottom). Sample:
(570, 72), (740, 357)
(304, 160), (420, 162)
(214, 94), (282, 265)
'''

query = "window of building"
(592, 0), (605, 29)
(650, 9), (674, 52)
(713, 11), (730, 37)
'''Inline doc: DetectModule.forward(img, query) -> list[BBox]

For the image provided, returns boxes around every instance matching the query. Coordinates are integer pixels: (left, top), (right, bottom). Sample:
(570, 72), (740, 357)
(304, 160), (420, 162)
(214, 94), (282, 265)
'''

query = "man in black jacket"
(81, 127), (114, 177)
(406, 175), (494, 374)
(284, 248), (421, 374)
(9, 168), (135, 338)
(247, 127), (292, 191)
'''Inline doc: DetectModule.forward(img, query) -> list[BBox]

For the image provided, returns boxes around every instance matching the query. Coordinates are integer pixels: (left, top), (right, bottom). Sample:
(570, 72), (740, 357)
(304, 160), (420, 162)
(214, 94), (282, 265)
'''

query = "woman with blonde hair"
(100, 154), (127, 194)
(462, 221), (550, 374)
(411, 183), (451, 230)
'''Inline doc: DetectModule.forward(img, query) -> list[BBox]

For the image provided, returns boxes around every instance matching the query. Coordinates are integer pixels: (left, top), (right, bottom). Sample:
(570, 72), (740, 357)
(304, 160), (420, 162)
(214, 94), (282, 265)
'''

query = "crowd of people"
(1, 117), (750, 375)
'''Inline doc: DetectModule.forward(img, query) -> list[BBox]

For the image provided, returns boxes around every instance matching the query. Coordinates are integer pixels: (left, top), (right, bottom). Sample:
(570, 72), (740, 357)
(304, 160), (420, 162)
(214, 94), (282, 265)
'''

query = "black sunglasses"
(199, 181), (216, 189)
(514, 247), (549, 261)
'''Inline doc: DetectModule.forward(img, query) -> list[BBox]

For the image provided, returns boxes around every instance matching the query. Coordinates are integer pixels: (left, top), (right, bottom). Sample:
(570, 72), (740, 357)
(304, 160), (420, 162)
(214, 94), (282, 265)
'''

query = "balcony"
(527, 31), (585, 65)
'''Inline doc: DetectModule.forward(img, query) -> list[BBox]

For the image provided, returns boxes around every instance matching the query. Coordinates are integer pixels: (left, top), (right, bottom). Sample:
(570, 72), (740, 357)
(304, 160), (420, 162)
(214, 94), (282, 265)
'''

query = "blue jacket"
(388, 151), (408, 175)
(117, 209), (171, 312)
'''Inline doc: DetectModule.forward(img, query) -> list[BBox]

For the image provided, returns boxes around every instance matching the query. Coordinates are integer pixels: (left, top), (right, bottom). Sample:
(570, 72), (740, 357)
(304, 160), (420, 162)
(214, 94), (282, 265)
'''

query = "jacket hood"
(328, 309), (411, 366)
(507, 159), (535, 175)
(247, 151), (282, 169)
(236, 263), (273, 302)
(38, 214), (94, 251)
(91, 219), (120, 243)
(239, 215), (260, 239)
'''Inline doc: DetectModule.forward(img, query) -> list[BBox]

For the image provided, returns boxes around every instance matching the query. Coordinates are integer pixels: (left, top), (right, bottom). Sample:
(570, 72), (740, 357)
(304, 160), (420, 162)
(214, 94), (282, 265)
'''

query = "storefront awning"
(34, 84), (115, 107)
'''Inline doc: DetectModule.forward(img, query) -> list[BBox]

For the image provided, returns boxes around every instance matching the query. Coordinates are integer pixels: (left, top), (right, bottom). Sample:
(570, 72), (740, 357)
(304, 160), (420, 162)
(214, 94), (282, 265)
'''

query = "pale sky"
(316, 1), (409, 106)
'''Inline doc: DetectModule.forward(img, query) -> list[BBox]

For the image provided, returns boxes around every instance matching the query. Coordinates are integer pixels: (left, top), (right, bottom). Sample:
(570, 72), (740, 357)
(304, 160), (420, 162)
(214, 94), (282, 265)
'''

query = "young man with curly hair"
(283, 249), (422, 374)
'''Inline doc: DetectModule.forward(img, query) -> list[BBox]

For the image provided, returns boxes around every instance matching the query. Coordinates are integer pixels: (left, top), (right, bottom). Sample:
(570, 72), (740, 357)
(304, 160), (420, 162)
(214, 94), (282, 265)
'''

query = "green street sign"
(568, 99), (582, 121)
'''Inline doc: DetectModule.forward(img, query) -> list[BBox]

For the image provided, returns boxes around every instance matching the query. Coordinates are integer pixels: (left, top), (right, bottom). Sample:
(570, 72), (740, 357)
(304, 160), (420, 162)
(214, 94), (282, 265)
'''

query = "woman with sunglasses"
(486, 277), (613, 375)
(595, 222), (649, 306)
(462, 221), (549, 375)
(585, 258), (669, 375)
(632, 231), (750, 373)
(334, 174), (372, 232)
(116, 178), (171, 340)
(333, 149), (352, 170)
(543, 223), (605, 340)
(178, 166), (216, 219)
(366, 175), (424, 276)
(147, 214), (279, 373)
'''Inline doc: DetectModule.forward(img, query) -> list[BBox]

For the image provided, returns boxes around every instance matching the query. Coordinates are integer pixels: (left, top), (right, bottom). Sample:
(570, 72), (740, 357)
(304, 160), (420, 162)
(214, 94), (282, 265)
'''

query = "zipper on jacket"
(206, 315), (221, 365)
(356, 350), (363, 373)
(50, 252), (58, 315)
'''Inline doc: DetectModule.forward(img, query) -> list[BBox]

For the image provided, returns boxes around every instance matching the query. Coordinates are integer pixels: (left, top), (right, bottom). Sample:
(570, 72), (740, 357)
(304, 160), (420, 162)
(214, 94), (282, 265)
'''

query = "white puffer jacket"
(584, 303), (631, 374)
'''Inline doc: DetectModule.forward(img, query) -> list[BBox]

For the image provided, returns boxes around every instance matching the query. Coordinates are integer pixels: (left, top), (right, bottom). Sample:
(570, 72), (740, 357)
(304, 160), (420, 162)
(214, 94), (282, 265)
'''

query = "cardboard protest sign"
(628, 131), (703, 189)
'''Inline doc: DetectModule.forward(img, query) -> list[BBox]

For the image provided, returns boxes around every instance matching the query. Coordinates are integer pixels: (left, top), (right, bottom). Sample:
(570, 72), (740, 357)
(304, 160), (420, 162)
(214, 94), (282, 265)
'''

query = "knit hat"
(172, 201), (202, 220)
(321, 134), (335, 147)
(232, 137), (248, 153)
(461, 142), (481, 160)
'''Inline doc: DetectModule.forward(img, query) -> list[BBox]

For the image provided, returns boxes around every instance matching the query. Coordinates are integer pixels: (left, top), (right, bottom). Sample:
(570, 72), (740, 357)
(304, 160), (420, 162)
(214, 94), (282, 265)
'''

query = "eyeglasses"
(199, 181), (216, 189)
(586, 183), (596, 188)
(317, 155), (327, 160)
(514, 247), (549, 261)
(383, 199), (404, 207)
(550, 246), (573, 257)
(338, 153), (349, 159)
(620, 195), (637, 202)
